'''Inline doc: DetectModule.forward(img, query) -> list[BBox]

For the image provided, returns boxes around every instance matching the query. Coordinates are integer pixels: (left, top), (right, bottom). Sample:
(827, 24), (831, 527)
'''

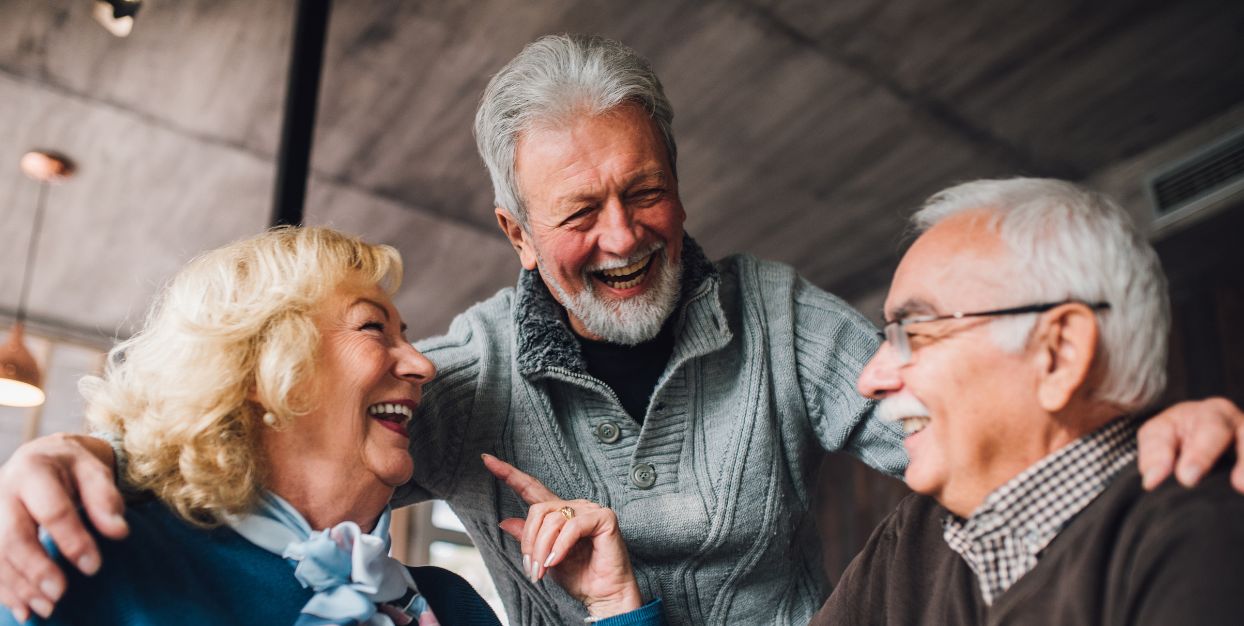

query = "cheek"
(647, 202), (685, 238)
(540, 234), (593, 278)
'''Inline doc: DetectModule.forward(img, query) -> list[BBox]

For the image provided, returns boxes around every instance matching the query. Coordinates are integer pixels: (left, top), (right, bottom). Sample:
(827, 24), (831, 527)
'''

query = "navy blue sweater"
(2, 499), (500, 626)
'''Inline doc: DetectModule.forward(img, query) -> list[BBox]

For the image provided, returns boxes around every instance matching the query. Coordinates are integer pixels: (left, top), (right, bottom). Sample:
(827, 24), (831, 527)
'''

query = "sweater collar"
(513, 234), (720, 377)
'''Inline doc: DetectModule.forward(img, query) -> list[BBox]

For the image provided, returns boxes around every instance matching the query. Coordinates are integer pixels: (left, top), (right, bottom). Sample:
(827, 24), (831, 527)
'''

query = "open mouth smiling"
(367, 401), (413, 437)
(898, 416), (930, 436)
(591, 251), (656, 290)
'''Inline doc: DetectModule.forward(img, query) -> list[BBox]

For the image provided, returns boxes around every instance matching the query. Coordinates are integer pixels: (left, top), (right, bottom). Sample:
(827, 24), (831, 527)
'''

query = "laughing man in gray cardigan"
(3, 35), (1244, 626)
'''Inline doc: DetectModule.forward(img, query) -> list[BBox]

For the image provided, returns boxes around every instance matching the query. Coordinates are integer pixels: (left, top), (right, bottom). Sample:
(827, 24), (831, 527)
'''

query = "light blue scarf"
(227, 492), (439, 626)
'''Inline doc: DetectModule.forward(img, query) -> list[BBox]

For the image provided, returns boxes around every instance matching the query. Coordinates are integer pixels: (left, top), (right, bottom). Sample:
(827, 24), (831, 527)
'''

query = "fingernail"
(40, 578), (63, 601)
(110, 513), (129, 531)
(13, 607), (28, 623)
(481, 453), (496, 462)
(522, 554), (530, 577)
(78, 553), (100, 575)
(30, 598), (52, 618)
(543, 551), (557, 568)
(1176, 463), (1202, 486)
(1142, 468), (1162, 489)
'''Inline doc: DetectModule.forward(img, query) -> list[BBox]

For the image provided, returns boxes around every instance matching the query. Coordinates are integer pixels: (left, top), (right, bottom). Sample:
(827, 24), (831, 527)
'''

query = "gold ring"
(559, 506), (575, 520)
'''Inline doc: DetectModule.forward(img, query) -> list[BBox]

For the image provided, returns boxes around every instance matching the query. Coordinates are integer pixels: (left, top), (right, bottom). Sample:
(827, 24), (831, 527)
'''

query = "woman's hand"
(0, 433), (126, 622)
(482, 454), (643, 620)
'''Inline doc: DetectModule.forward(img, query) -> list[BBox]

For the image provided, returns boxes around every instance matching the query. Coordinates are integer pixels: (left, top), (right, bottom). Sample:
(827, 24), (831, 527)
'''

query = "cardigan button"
(630, 463), (657, 489)
(594, 421), (622, 444)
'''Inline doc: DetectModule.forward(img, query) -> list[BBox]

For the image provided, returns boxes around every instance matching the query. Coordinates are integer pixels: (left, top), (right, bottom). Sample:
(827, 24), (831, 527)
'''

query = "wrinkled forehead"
(885, 211), (1013, 318)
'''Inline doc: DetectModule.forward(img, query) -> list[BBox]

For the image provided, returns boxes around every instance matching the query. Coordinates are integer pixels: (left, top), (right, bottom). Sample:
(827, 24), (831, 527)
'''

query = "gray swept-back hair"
(473, 33), (677, 224)
(912, 178), (1170, 412)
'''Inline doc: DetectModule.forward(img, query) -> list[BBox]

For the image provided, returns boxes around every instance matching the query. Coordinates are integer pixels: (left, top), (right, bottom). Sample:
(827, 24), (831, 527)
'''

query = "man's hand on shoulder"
(0, 433), (125, 621)
(1137, 397), (1244, 493)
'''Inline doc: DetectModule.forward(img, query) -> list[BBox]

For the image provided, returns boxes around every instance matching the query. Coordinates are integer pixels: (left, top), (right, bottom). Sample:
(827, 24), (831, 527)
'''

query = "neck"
(950, 404), (1121, 517)
(264, 464), (392, 533)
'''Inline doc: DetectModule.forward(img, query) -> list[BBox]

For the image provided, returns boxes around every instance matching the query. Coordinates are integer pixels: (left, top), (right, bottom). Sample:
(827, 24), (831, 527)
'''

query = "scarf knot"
(228, 493), (439, 626)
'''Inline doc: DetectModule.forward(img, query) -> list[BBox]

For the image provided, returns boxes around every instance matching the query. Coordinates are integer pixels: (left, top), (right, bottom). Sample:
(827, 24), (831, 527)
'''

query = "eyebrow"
(352, 298), (390, 319)
(886, 298), (938, 322)
(353, 298), (409, 333)
(553, 170), (669, 208)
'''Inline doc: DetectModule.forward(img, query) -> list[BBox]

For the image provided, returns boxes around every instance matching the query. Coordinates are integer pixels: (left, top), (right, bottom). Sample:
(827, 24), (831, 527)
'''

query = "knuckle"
(1206, 396), (1233, 413)
(36, 500), (77, 526)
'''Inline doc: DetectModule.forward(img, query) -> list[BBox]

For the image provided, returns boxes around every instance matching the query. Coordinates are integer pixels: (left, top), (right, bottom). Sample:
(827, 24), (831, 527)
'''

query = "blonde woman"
(0, 227), (657, 626)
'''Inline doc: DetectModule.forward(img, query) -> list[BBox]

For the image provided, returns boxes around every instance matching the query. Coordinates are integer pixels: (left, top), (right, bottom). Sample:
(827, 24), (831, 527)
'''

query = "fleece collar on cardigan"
(513, 234), (719, 377)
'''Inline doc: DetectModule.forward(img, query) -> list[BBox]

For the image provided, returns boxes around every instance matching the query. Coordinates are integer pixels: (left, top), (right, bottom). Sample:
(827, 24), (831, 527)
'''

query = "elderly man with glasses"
(815, 178), (1244, 625)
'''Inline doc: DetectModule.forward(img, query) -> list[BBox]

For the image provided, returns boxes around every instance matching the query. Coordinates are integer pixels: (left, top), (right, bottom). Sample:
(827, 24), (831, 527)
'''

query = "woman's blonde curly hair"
(81, 226), (402, 527)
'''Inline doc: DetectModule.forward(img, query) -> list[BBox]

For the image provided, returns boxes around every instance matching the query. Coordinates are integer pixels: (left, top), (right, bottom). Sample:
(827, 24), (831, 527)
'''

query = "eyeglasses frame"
(881, 300), (1111, 364)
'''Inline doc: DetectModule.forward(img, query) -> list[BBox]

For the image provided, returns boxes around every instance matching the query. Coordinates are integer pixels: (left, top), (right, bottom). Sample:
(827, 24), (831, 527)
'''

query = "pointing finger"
(481, 454), (559, 504)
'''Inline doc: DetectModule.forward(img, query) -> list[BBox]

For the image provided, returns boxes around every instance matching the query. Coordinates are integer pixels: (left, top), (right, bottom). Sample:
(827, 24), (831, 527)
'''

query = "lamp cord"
(15, 182), (48, 325)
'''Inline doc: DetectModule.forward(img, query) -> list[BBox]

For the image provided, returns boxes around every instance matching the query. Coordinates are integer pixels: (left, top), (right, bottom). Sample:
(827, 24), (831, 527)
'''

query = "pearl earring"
(262, 411), (277, 426)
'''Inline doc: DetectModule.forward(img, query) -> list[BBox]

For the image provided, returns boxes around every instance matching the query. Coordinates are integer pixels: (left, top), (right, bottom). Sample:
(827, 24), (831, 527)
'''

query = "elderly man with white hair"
(815, 178), (1244, 625)
(2, 36), (1243, 626)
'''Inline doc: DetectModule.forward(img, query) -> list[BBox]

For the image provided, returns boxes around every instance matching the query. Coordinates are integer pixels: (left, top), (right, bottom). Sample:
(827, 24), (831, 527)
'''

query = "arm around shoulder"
(790, 277), (906, 476)
(0, 432), (126, 620)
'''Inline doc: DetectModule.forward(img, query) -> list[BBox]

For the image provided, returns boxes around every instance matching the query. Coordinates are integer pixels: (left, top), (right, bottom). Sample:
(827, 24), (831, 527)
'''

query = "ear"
(495, 207), (538, 271)
(1031, 303), (1100, 412)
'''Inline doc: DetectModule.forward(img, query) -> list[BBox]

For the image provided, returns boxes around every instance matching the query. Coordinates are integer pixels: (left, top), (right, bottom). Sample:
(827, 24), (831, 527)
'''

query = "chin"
(367, 452), (415, 488)
(381, 462), (415, 488)
(902, 465), (942, 498)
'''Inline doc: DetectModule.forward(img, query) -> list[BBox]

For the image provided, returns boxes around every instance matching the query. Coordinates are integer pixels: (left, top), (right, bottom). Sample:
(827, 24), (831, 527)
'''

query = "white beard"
(539, 243), (681, 346)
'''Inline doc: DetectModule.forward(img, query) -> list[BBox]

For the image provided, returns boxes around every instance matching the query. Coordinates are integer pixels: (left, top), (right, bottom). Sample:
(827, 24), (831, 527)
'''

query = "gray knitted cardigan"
(400, 236), (907, 625)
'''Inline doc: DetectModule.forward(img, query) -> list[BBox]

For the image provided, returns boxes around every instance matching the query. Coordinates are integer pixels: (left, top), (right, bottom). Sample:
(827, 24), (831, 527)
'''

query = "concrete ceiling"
(2, 0), (1243, 346)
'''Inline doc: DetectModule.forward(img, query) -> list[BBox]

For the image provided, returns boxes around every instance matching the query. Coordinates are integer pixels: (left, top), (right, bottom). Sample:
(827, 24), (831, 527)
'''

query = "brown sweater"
(813, 462), (1244, 625)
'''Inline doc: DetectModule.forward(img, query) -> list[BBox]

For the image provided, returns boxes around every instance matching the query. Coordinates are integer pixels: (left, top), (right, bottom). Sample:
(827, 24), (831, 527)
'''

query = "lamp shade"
(0, 323), (44, 407)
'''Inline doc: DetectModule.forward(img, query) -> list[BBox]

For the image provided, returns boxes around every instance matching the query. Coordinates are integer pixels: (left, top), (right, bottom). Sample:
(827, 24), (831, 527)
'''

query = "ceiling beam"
(271, 0), (332, 227)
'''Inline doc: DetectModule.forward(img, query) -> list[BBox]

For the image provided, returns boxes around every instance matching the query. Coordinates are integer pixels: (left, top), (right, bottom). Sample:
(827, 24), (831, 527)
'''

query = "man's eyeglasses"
(881, 300), (1111, 364)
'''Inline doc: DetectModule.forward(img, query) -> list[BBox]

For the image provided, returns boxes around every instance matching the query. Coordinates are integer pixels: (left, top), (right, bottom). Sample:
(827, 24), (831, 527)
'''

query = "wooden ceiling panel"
(312, 0), (586, 232)
(0, 73), (271, 340)
(757, 0), (1244, 174)
(0, 0), (293, 158)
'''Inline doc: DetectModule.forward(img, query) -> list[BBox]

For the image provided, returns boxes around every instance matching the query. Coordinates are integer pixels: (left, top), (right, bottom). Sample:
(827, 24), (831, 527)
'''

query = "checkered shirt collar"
(942, 417), (1139, 606)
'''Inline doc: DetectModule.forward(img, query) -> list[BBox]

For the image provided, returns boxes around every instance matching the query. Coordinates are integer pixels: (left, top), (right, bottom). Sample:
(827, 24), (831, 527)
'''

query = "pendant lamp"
(0, 151), (74, 408)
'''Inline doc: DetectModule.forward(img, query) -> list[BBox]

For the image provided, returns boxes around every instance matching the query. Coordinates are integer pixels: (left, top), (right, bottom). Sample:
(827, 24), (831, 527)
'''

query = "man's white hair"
(912, 178), (1170, 412)
(473, 33), (676, 224)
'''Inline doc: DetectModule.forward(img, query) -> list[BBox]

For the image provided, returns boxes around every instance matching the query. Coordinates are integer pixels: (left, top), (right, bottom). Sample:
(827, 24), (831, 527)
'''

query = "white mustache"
(876, 394), (930, 423)
(586, 242), (664, 272)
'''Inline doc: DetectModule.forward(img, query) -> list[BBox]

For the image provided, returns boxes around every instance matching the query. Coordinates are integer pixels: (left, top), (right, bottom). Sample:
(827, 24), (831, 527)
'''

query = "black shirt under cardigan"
(814, 460), (1244, 625)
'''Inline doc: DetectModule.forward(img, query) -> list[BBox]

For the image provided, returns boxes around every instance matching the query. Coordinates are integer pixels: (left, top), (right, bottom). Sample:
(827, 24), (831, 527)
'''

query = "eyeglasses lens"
(884, 323), (911, 364)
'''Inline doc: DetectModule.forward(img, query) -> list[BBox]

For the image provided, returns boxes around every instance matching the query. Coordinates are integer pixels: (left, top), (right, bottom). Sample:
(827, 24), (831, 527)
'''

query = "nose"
(394, 342), (436, 386)
(857, 340), (903, 400)
(596, 199), (642, 257)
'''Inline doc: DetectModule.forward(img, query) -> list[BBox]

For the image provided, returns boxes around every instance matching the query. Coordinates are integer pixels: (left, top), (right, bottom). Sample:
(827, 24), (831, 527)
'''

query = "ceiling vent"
(1146, 127), (1244, 235)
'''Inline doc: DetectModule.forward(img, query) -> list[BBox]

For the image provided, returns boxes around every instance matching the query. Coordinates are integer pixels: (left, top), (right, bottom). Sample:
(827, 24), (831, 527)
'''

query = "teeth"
(900, 417), (930, 436)
(609, 275), (643, 289)
(600, 255), (650, 278)
(367, 403), (413, 422)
